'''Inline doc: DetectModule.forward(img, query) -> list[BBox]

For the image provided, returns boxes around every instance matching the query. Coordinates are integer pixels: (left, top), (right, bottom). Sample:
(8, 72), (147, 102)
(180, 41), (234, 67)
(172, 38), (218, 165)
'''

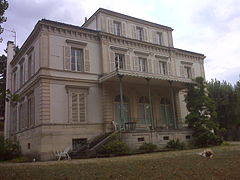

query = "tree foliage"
(0, 0), (8, 34)
(207, 79), (240, 140)
(185, 77), (224, 147)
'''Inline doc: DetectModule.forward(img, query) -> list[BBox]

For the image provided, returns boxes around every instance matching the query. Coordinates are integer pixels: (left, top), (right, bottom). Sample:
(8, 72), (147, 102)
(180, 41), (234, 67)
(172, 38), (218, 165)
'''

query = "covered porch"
(100, 70), (193, 132)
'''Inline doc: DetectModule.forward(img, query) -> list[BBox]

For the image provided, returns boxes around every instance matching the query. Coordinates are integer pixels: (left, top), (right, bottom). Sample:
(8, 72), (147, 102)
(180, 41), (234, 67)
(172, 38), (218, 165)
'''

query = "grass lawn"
(0, 145), (240, 180)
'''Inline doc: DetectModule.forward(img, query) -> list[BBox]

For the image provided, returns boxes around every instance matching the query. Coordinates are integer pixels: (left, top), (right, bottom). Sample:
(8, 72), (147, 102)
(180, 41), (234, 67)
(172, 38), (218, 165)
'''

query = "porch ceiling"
(99, 70), (194, 88)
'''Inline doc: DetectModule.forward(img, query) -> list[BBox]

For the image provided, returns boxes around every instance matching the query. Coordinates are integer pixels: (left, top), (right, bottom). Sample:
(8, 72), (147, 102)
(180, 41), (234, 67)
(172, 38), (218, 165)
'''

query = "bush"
(138, 143), (157, 153)
(194, 129), (223, 147)
(0, 137), (21, 161)
(166, 139), (185, 150)
(101, 140), (129, 155)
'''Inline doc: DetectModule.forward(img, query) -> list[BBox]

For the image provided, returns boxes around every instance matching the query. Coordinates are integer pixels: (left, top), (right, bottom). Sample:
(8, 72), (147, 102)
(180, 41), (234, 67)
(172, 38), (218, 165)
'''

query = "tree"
(0, 0), (8, 34)
(185, 77), (224, 147)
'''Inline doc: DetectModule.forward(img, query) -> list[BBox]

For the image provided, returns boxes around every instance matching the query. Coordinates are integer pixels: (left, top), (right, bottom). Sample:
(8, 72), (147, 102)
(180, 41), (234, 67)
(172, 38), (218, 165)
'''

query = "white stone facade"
(5, 8), (205, 160)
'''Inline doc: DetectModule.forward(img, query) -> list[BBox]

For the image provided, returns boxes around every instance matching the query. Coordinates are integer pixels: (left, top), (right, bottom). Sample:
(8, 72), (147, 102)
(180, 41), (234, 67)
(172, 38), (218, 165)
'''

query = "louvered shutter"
(152, 30), (157, 44)
(131, 25), (136, 39)
(125, 54), (131, 70)
(31, 97), (35, 126)
(110, 51), (115, 71)
(180, 65), (185, 77)
(122, 22), (126, 37)
(84, 49), (90, 72)
(167, 62), (172, 75)
(79, 93), (86, 122)
(147, 59), (152, 73)
(191, 67), (195, 78)
(71, 93), (78, 122)
(64, 46), (71, 70)
(133, 56), (139, 71)
(32, 52), (35, 75)
(107, 19), (114, 34)
(143, 28), (148, 42)
(153, 60), (159, 73)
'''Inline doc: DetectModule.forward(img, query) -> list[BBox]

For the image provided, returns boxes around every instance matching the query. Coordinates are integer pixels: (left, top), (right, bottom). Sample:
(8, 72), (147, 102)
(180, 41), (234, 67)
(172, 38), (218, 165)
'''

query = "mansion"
(5, 8), (205, 160)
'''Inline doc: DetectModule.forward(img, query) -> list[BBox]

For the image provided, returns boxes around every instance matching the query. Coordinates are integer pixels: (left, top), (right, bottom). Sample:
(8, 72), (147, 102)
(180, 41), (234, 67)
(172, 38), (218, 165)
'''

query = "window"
(184, 66), (192, 78)
(159, 61), (167, 75)
(157, 32), (163, 45)
(163, 136), (169, 140)
(27, 95), (35, 127)
(71, 48), (84, 72)
(139, 57), (147, 72)
(115, 53), (125, 70)
(138, 96), (151, 124)
(71, 92), (86, 123)
(28, 54), (32, 79)
(20, 63), (24, 87)
(113, 21), (121, 36)
(12, 72), (16, 92)
(138, 137), (145, 142)
(136, 27), (144, 41)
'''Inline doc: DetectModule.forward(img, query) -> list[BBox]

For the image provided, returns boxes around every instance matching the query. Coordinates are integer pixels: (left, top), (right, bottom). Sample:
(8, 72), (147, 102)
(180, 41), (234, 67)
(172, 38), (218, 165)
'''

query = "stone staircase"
(70, 131), (119, 158)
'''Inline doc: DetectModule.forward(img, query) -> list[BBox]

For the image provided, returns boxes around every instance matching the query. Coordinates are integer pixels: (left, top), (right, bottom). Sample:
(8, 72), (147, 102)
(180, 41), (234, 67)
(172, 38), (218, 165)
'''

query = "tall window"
(159, 61), (167, 75)
(12, 72), (16, 92)
(136, 27), (144, 41)
(28, 54), (32, 79)
(139, 57), (147, 72)
(27, 95), (35, 128)
(71, 48), (84, 72)
(115, 53), (125, 70)
(184, 66), (192, 78)
(159, 98), (174, 128)
(113, 21), (121, 36)
(20, 63), (24, 87)
(138, 96), (151, 124)
(114, 95), (129, 128)
(71, 92), (86, 123)
(157, 32), (163, 45)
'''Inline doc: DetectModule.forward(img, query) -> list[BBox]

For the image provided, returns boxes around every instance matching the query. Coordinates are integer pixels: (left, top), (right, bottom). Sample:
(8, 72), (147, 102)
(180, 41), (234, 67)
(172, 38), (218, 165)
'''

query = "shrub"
(194, 128), (223, 147)
(166, 139), (185, 150)
(138, 143), (157, 153)
(0, 137), (21, 161)
(101, 140), (129, 155)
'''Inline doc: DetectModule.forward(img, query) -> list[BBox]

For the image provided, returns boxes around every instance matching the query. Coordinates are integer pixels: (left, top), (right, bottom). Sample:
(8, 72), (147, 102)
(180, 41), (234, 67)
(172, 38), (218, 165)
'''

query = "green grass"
(0, 145), (240, 180)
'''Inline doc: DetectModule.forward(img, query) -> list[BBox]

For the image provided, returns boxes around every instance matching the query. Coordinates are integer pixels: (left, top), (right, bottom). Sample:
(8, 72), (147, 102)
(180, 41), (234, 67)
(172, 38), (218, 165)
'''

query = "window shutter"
(125, 54), (131, 70)
(84, 49), (90, 72)
(167, 62), (172, 75)
(131, 25), (136, 39)
(79, 93), (86, 122)
(110, 51), (115, 71)
(152, 30), (157, 44)
(153, 60), (159, 73)
(191, 67), (195, 78)
(101, 16), (107, 31)
(143, 28), (148, 42)
(180, 65), (185, 77)
(147, 59), (152, 73)
(31, 97), (35, 126)
(133, 56), (139, 71)
(122, 22), (126, 36)
(71, 93), (78, 122)
(64, 46), (71, 70)
(107, 19), (114, 34)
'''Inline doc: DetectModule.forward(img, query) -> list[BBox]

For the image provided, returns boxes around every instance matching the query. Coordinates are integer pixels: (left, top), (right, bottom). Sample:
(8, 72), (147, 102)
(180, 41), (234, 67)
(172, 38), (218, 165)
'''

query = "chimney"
(85, 17), (88, 22)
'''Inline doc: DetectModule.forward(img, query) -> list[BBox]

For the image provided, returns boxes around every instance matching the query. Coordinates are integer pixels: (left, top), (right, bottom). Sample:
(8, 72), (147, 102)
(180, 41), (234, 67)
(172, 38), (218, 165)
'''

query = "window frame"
(136, 27), (144, 41)
(71, 47), (84, 72)
(157, 32), (163, 45)
(115, 53), (126, 70)
(113, 21), (121, 36)
(159, 61), (167, 75)
(184, 66), (192, 78)
(138, 57), (148, 72)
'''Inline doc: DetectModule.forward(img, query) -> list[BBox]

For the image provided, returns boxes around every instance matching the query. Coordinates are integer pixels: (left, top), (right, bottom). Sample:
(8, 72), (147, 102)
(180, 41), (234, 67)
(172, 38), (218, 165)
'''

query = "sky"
(0, 0), (240, 84)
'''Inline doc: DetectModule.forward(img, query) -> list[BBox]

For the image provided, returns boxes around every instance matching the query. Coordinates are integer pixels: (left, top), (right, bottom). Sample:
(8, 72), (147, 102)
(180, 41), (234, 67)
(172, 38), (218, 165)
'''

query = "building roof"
(82, 8), (173, 31)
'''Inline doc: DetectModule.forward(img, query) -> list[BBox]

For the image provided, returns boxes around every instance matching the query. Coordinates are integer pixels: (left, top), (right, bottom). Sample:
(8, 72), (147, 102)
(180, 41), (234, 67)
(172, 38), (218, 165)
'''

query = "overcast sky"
(1, 0), (240, 84)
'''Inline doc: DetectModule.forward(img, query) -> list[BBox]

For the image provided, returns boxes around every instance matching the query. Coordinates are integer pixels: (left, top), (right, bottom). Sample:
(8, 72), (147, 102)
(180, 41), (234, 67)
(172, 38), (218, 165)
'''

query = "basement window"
(28, 143), (31, 149)
(186, 135), (191, 140)
(163, 136), (169, 140)
(138, 137), (145, 142)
